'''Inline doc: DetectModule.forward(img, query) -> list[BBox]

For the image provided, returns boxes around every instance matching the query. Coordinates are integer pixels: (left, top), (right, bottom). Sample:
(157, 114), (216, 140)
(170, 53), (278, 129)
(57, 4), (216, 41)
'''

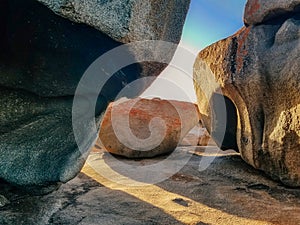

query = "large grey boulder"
(37, 0), (189, 43)
(0, 0), (190, 190)
(194, 0), (300, 186)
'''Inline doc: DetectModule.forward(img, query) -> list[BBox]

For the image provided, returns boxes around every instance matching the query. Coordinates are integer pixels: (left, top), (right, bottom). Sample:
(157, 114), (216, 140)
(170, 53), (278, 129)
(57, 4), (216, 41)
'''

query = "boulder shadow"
(0, 173), (184, 225)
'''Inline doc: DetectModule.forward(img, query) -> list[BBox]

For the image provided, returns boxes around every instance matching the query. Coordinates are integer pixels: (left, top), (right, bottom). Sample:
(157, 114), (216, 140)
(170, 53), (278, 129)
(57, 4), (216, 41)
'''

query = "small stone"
(197, 129), (211, 146)
(172, 198), (190, 207)
(0, 195), (10, 207)
(179, 124), (211, 147)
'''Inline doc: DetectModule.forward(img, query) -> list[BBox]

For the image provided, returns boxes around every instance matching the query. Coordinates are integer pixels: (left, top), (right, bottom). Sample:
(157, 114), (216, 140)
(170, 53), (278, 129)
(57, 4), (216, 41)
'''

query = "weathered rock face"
(0, 0), (190, 189)
(37, 0), (190, 43)
(99, 98), (200, 158)
(194, 0), (300, 186)
(244, 0), (300, 25)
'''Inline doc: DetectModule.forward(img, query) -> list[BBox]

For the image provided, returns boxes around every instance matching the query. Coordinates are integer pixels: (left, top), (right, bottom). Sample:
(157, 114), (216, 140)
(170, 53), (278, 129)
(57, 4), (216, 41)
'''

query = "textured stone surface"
(0, 88), (83, 188)
(0, 143), (300, 225)
(37, 0), (191, 43)
(180, 123), (211, 147)
(194, 4), (300, 186)
(99, 98), (200, 158)
(244, 0), (300, 25)
(0, 0), (189, 188)
(0, 0), (178, 98)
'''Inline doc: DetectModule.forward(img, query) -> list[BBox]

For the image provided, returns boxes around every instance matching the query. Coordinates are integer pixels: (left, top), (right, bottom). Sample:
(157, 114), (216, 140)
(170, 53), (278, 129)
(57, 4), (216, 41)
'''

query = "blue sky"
(182, 0), (247, 50)
(142, 0), (248, 101)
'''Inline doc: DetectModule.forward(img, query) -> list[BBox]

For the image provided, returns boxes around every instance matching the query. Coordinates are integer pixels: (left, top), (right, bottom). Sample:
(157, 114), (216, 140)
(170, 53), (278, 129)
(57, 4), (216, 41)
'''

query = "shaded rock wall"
(0, 0), (190, 189)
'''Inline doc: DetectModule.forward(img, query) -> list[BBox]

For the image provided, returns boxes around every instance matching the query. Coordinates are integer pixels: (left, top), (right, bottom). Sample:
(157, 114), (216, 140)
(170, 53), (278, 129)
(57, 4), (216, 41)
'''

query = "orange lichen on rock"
(245, 0), (261, 18)
(99, 98), (200, 158)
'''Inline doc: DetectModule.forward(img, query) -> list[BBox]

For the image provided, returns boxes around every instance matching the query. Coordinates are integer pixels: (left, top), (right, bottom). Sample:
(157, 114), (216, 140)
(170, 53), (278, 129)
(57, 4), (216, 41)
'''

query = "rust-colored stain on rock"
(245, 0), (261, 17)
(99, 98), (199, 158)
(236, 27), (251, 73)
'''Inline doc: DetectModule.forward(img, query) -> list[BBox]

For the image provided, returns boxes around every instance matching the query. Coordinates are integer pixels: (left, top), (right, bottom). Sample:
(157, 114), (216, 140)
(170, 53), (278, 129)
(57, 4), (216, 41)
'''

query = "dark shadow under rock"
(0, 173), (183, 225)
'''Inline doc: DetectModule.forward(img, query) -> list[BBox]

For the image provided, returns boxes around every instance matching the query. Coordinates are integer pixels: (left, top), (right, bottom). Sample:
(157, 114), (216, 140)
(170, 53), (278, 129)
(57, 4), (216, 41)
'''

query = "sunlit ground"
(80, 128), (300, 225)
(82, 165), (268, 225)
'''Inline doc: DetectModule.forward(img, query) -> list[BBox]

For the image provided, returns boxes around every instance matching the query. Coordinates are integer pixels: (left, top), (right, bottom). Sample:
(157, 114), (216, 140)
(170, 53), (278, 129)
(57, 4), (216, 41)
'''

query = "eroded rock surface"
(194, 0), (300, 186)
(244, 0), (300, 25)
(37, 0), (190, 43)
(0, 0), (190, 189)
(99, 98), (199, 158)
(1, 142), (300, 225)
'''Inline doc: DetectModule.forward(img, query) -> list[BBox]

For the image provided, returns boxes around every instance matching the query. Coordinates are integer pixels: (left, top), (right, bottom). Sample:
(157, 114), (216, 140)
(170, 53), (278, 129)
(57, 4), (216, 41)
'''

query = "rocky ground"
(0, 127), (299, 225)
